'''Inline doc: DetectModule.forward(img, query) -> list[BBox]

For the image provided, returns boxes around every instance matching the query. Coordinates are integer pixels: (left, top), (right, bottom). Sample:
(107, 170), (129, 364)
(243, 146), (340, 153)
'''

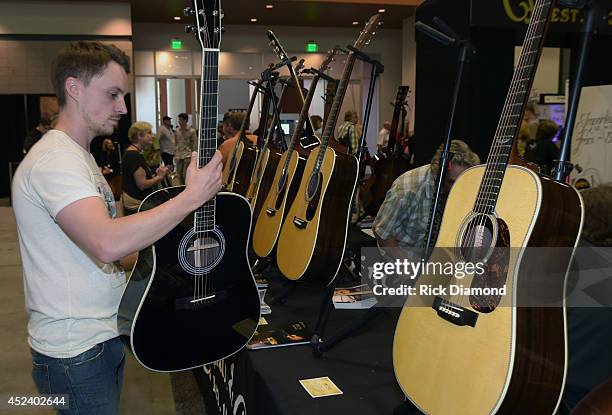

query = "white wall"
(515, 47), (561, 97)
(0, 1), (132, 95)
(0, 1), (131, 36)
(0, 40), (132, 95)
(133, 22), (403, 133)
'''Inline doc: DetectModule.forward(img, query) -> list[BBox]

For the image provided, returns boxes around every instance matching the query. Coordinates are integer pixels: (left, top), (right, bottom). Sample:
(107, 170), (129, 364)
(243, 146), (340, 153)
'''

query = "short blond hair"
(128, 121), (152, 143)
(431, 139), (480, 177)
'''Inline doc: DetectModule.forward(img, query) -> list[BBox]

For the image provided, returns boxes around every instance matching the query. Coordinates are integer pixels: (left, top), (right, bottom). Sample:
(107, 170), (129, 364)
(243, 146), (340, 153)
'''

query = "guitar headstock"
(267, 30), (289, 62)
(319, 47), (340, 73)
(295, 58), (306, 74)
(394, 86), (410, 107)
(353, 14), (382, 50)
(185, 0), (223, 50)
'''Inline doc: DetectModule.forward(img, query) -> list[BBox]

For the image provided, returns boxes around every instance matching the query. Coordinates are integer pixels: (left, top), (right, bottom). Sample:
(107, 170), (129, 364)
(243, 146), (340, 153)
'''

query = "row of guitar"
(222, 136), (357, 286)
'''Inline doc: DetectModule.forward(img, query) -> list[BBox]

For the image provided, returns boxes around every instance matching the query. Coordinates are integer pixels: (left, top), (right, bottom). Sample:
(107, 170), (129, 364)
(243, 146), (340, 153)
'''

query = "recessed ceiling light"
(266, 4), (273, 9)
(352, 21), (359, 25)
(250, 18), (258, 22)
(173, 16), (181, 21)
(378, 8), (386, 13)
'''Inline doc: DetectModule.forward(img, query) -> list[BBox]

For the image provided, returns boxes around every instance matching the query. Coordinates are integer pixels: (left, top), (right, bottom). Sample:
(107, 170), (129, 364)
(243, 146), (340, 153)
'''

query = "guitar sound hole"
(277, 171), (287, 193)
(178, 228), (226, 275)
(306, 173), (320, 201)
(460, 214), (495, 263)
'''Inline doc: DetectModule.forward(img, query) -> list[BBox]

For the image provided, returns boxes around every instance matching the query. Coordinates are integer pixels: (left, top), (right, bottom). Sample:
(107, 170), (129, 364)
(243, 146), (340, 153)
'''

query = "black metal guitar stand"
(417, 17), (475, 258)
(308, 47), (385, 358)
(352, 46), (384, 170)
(552, 0), (600, 182)
(260, 66), (288, 152)
(299, 67), (339, 148)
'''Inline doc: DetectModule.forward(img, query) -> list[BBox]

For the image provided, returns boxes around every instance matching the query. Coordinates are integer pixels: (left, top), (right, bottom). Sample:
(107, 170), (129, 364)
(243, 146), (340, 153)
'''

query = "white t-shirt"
(12, 130), (126, 358)
(377, 128), (390, 148)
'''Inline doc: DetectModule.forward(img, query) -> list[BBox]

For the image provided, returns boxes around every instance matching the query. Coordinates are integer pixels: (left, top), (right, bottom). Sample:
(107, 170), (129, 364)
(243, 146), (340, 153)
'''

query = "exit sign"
(306, 42), (318, 53)
(171, 39), (183, 50)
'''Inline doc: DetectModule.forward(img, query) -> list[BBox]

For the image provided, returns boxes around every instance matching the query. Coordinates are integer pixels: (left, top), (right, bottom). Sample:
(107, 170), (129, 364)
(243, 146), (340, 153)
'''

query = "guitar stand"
(251, 256), (272, 275)
(310, 266), (389, 358)
(350, 46), (384, 165)
(416, 17), (475, 256)
(268, 280), (299, 306)
(261, 64), (293, 151)
(310, 227), (384, 358)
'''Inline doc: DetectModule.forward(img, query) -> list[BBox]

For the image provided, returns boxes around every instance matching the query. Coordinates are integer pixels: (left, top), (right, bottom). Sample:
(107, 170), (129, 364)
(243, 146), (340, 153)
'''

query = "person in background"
(373, 140), (480, 261)
(11, 41), (222, 414)
(157, 115), (175, 168)
(310, 115), (323, 137)
(122, 121), (169, 213)
(377, 121), (392, 154)
(97, 138), (122, 200)
(218, 111), (257, 165)
(23, 116), (52, 154)
(523, 102), (539, 141)
(336, 110), (360, 155)
(524, 118), (560, 176)
(516, 122), (531, 158)
(175, 113), (198, 185)
(217, 121), (225, 147)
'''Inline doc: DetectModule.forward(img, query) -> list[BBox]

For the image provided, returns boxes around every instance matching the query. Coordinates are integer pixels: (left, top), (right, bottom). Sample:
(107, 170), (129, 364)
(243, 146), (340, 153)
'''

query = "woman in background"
(121, 121), (169, 214)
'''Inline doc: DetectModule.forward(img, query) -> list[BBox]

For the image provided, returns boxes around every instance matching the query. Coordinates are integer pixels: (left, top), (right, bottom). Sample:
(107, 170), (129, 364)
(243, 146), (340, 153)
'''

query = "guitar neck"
(315, 51), (359, 169)
(260, 82), (289, 151)
(195, 49), (220, 232)
(475, 0), (554, 214)
(387, 87), (409, 156)
(287, 74), (321, 154)
(236, 80), (262, 145)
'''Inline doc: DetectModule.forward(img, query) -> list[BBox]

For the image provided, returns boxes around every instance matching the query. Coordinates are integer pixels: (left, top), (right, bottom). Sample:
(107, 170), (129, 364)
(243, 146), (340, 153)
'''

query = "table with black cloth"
(193, 268), (407, 415)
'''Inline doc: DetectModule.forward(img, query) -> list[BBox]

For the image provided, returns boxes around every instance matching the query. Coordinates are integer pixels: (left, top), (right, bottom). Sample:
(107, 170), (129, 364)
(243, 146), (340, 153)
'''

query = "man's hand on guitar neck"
(183, 150), (223, 211)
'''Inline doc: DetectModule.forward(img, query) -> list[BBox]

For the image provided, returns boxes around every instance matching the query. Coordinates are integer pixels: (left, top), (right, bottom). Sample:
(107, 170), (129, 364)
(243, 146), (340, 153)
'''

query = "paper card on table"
(258, 317), (268, 325)
(299, 376), (343, 398)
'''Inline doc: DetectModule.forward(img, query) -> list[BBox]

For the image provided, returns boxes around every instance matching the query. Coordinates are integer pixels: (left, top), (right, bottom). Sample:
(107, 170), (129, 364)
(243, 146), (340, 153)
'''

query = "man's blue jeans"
(31, 337), (125, 414)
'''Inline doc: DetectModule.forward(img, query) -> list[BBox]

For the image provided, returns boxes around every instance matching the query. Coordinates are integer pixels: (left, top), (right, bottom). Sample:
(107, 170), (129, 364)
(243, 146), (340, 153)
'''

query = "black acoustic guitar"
(118, 0), (260, 372)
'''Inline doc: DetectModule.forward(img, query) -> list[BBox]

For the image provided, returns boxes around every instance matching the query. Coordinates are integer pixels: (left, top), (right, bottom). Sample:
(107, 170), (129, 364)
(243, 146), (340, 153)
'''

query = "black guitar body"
(118, 187), (260, 372)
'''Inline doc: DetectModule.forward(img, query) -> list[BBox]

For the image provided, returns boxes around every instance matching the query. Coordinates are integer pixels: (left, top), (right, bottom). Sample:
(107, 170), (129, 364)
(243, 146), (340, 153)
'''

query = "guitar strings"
(461, 0), (547, 309)
(454, 0), (548, 310)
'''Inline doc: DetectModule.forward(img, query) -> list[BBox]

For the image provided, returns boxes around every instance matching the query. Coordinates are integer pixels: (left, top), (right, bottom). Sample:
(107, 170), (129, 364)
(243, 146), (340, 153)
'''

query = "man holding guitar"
(12, 41), (222, 413)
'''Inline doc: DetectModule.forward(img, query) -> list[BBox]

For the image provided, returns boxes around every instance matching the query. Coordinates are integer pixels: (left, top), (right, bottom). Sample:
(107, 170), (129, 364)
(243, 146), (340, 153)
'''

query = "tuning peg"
(183, 7), (194, 16)
(185, 25), (196, 34)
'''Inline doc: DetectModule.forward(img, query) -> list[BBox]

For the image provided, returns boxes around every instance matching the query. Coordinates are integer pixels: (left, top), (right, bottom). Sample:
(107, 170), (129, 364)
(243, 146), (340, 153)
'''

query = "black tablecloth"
(195, 271), (407, 415)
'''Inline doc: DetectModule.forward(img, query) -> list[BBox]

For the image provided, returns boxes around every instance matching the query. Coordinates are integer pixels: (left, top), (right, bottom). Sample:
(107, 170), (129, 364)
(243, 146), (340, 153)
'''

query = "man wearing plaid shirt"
(373, 140), (480, 260)
(336, 110), (360, 155)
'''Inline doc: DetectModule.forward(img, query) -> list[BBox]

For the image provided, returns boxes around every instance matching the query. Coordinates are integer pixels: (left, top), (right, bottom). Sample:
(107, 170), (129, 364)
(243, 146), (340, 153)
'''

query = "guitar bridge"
(175, 290), (227, 310)
(293, 217), (307, 229)
(266, 207), (276, 217)
(432, 296), (478, 327)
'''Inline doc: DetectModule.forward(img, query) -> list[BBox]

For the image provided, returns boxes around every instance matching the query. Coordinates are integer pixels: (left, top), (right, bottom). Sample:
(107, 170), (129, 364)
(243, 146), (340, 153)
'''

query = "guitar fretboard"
(314, 52), (359, 173)
(474, 0), (553, 215)
(195, 50), (220, 233)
